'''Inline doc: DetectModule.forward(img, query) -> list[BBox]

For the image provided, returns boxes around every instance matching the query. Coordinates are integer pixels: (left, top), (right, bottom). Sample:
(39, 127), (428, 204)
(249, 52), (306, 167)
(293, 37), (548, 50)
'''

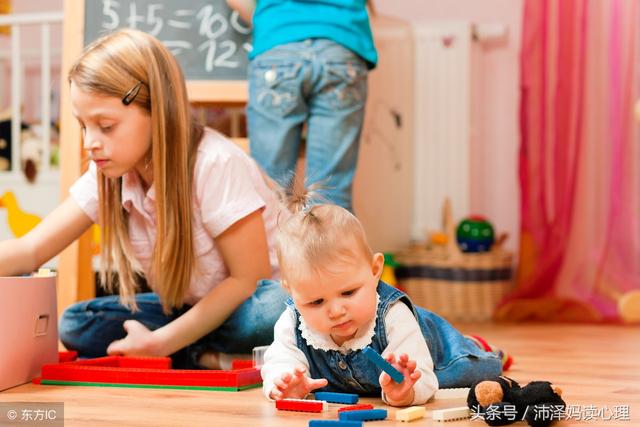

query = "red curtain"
(497, 0), (640, 322)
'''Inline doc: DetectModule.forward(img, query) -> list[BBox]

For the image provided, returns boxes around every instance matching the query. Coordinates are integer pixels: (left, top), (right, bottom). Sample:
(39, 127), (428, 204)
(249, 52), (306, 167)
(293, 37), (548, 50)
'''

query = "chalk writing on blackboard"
(85, 0), (252, 80)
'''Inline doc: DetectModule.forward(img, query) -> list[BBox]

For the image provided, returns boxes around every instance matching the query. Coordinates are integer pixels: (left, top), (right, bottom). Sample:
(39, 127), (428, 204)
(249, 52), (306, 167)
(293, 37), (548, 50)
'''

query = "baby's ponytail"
(283, 178), (326, 217)
(275, 178), (374, 284)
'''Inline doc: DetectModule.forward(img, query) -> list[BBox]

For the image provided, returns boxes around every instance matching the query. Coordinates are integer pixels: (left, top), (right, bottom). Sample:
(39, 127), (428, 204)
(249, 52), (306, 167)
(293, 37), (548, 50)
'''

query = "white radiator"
(354, 19), (483, 251)
(412, 22), (479, 240)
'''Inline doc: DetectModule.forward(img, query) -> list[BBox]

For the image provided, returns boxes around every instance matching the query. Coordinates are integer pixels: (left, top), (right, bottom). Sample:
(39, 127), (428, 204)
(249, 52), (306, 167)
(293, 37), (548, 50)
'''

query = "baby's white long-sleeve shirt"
(261, 300), (439, 405)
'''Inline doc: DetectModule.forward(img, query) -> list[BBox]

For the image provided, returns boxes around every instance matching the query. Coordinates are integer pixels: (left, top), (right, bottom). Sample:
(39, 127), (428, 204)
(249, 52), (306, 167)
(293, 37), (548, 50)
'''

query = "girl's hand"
(269, 366), (328, 400)
(106, 320), (164, 357)
(379, 353), (422, 407)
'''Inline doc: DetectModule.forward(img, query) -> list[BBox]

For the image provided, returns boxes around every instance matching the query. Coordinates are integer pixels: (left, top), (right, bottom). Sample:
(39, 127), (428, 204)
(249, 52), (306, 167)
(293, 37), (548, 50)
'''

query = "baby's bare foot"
(198, 351), (221, 369)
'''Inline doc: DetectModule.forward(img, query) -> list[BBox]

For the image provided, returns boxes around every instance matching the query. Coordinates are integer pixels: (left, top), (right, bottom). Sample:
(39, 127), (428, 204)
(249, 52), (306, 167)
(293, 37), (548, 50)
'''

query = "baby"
(261, 196), (505, 406)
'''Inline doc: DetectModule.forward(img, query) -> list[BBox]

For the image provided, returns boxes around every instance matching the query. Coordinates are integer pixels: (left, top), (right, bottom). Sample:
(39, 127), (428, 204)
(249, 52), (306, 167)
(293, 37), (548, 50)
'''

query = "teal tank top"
(250, 0), (378, 69)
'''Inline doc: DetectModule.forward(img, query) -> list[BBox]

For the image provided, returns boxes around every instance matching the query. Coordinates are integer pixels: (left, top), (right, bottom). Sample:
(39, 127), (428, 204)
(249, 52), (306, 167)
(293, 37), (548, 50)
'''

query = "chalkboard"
(84, 0), (252, 81)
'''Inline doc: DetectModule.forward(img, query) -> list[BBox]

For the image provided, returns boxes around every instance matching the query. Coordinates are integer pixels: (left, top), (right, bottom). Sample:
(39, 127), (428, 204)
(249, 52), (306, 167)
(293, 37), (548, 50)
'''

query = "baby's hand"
(269, 366), (328, 400)
(379, 353), (422, 407)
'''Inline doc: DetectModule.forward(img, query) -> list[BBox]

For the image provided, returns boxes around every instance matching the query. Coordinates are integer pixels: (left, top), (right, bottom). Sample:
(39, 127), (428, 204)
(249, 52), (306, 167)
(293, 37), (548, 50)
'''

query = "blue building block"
(362, 347), (405, 384)
(314, 391), (359, 404)
(339, 409), (388, 421)
(309, 420), (363, 427)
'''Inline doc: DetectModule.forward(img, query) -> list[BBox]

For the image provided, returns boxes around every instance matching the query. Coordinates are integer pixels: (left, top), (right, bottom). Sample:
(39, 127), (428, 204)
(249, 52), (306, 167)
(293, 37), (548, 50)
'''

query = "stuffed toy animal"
(467, 376), (566, 427)
(20, 129), (43, 183)
(0, 115), (12, 171)
(0, 107), (31, 172)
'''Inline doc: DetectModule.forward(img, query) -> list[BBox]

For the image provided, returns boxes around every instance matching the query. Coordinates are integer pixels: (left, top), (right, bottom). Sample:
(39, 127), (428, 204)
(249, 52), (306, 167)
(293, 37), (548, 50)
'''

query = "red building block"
(337, 404), (375, 413)
(39, 356), (261, 391)
(58, 351), (78, 363)
(232, 360), (255, 369)
(276, 399), (328, 413)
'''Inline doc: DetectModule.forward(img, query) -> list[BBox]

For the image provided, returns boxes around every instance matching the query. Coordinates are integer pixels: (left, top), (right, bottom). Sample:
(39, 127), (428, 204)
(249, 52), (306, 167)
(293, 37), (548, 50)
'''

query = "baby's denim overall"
(288, 281), (502, 393)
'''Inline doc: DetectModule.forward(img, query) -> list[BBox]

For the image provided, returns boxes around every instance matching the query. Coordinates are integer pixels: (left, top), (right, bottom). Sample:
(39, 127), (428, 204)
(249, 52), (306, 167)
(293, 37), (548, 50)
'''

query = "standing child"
(0, 29), (287, 369)
(261, 192), (510, 406)
(226, 0), (377, 211)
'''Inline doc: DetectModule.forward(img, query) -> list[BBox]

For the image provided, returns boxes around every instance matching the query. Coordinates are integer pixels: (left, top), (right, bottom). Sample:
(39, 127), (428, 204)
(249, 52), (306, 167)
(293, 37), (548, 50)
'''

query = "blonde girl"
(0, 29), (287, 368)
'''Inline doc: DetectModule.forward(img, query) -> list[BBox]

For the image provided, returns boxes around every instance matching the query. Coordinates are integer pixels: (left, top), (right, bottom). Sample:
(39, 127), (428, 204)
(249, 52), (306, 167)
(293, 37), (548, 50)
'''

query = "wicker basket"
(395, 200), (513, 322)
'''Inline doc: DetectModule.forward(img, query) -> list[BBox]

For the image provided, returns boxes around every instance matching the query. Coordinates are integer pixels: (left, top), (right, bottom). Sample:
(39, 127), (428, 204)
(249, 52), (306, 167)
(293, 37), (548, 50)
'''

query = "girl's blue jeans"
(247, 38), (369, 211)
(58, 279), (288, 369)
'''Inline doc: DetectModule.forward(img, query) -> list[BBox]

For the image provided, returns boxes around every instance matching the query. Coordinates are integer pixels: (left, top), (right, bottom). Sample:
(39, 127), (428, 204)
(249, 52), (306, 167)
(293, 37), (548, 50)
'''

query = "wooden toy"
(338, 409), (387, 421)
(276, 398), (327, 413)
(395, 406), (426, 422)
(39, 356), (262, 391)
(362, 347), (404, 383)
(432, 406), (471, 422)
(314, 391), (359, 404)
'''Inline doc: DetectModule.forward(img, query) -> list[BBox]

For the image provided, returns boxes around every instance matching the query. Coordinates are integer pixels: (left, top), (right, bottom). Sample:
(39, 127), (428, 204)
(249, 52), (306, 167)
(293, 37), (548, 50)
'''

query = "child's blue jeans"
(58, 279), (287, 369)
(247, 38), (369, 211)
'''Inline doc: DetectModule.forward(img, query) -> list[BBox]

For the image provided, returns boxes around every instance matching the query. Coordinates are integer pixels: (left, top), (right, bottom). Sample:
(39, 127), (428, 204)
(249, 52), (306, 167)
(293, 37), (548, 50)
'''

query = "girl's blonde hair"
(276, 186), (373, 285)
(69, 29), (203, 313)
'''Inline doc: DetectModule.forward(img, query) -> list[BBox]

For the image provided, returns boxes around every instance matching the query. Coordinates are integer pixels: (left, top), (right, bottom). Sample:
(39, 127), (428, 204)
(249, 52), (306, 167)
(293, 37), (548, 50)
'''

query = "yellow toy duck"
(0, 191), (102, 254)
(0, 191), (42, 237)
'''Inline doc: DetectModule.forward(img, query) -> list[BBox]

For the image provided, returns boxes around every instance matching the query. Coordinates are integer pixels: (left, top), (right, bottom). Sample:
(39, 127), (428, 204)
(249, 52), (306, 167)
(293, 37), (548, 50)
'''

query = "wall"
(1, 0), (523, 253)
(374, 0), (523, 253)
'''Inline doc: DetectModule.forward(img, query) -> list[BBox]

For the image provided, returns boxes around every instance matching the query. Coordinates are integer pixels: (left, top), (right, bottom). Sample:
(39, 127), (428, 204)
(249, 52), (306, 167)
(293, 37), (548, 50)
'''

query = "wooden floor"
(2, 323), (639, 426)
